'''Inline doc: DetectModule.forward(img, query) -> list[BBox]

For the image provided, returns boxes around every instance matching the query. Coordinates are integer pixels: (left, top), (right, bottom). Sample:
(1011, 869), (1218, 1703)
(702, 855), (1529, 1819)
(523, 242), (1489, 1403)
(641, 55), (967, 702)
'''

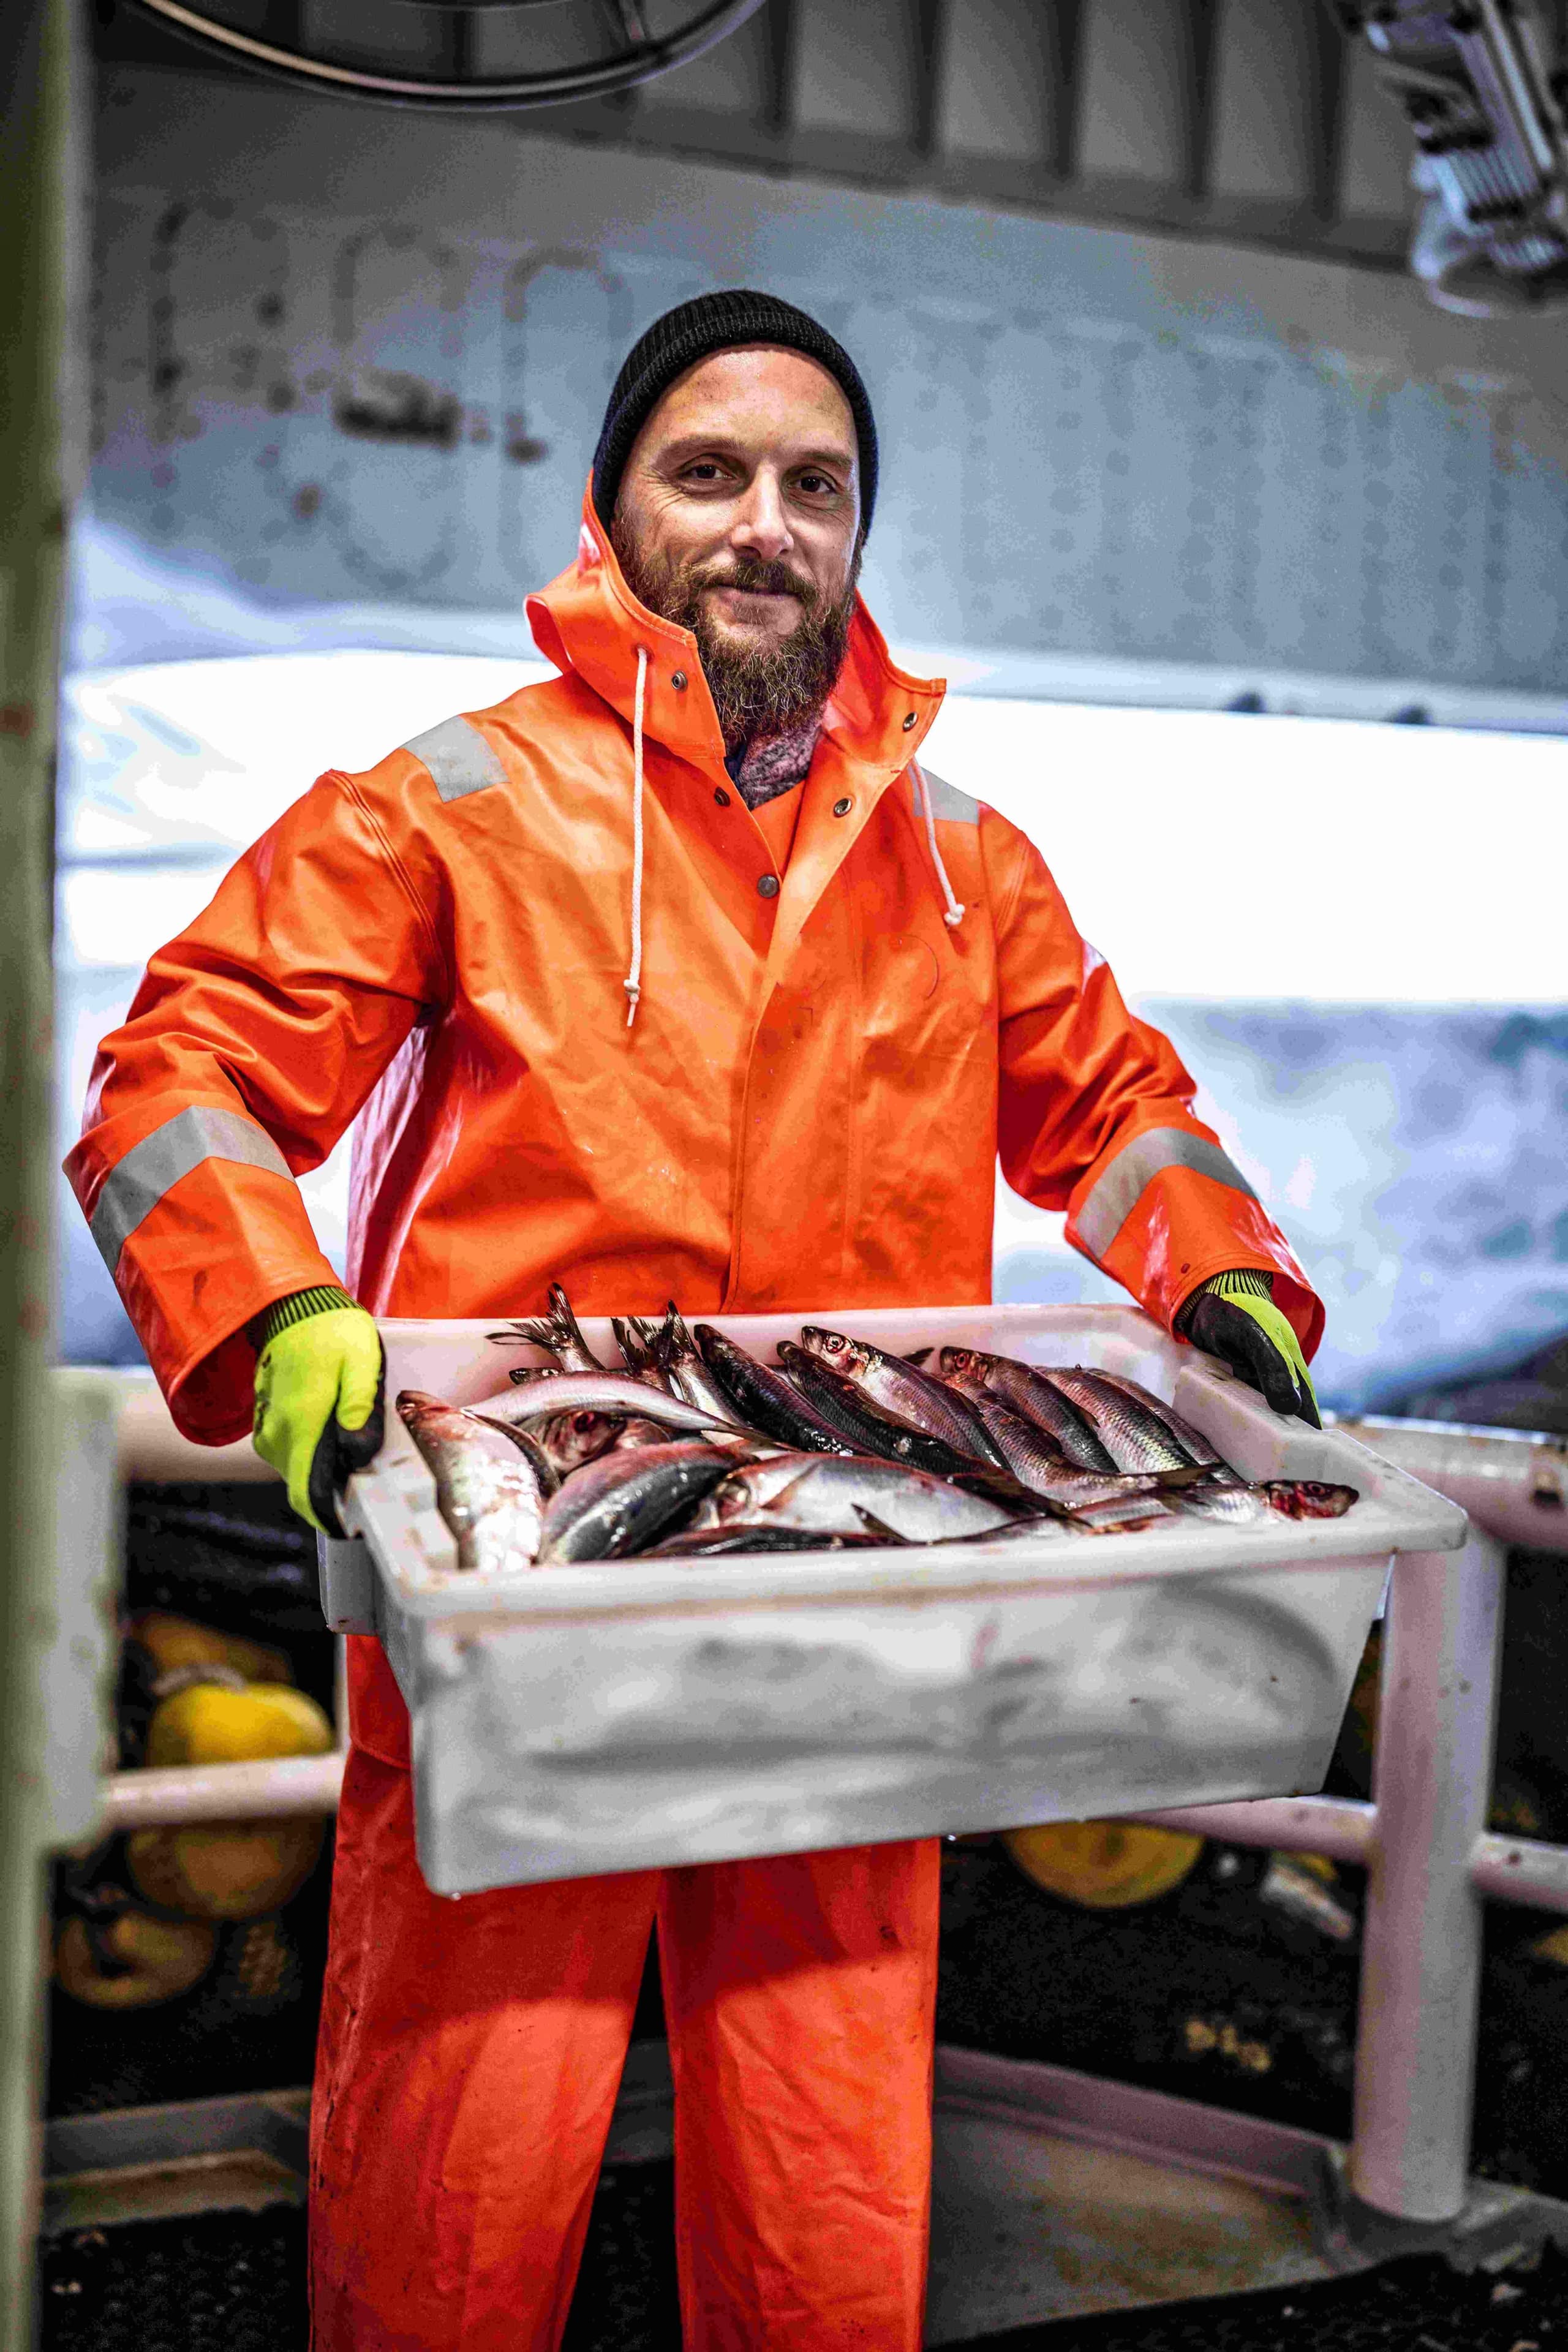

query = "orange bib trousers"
(310, 1746), (941, 2351)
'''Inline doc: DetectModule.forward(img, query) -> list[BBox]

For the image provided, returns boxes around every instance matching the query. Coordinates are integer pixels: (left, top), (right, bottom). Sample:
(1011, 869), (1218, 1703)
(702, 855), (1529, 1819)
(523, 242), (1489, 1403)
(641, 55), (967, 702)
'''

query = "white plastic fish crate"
(325, 1304), (1466, 1894)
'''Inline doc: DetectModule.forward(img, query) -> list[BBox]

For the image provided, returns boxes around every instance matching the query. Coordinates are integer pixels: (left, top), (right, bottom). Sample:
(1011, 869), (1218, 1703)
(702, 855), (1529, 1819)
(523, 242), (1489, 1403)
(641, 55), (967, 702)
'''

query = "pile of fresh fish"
(393, 1287), (1358, 1576)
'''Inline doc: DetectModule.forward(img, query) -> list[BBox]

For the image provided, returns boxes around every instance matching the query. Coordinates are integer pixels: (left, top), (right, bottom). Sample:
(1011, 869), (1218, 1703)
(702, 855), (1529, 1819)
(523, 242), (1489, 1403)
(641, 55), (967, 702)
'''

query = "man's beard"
(611, 523), (857, 755)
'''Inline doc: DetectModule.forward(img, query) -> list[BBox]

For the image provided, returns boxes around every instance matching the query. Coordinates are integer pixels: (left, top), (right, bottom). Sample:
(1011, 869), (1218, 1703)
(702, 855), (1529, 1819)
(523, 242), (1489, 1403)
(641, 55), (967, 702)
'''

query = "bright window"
(56, 654), (1568, 1407)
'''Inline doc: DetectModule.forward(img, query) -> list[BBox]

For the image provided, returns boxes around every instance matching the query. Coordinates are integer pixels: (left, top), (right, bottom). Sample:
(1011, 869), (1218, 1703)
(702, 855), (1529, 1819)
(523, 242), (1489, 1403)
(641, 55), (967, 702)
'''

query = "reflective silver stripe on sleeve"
(916, 767), (981, 826)
(1074, 1126), (1259, 1263)
(403, 714), (508, 804)
(89, 1106), (293, 1278)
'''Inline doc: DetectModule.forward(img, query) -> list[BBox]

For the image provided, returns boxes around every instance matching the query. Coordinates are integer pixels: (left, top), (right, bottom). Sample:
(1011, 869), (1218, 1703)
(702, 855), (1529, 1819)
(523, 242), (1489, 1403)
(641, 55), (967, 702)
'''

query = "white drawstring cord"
(624, 645), (649, 1028)
(913, 761), (965, 929)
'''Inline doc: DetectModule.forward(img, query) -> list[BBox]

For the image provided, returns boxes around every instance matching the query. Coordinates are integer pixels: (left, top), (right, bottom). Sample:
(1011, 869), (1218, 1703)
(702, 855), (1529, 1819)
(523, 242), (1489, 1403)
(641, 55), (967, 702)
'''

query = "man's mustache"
(692, 557), (818, 605)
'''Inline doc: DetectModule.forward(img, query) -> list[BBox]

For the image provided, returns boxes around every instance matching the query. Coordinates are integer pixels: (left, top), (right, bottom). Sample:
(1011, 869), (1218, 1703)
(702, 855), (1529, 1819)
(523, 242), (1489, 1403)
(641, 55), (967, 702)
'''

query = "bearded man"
(67, 290), (1323, 2350)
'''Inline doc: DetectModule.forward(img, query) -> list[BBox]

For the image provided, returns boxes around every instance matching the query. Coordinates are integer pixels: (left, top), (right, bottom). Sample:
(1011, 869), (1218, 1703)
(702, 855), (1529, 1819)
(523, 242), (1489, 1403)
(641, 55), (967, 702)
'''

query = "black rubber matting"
(36, 2171), (684, 2352)
(37, 2188), (1568, 2351)
(40, 2207), (307, 2352)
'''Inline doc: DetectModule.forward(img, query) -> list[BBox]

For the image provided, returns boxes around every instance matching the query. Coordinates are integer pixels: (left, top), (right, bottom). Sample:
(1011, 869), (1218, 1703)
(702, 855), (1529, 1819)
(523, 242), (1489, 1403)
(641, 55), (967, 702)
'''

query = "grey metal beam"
(1178, 0), (1221, 202)
(1044, 0), (1088, 179)
(912, 0), (944, 160)
(1306, 0), (1351, 221)
(762, 0), (798, 133)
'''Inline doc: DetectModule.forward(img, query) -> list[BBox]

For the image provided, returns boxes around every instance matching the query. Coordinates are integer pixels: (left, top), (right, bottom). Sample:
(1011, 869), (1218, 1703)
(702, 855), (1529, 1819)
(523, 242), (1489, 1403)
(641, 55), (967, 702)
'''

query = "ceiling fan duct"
(119, 0), (769, 111)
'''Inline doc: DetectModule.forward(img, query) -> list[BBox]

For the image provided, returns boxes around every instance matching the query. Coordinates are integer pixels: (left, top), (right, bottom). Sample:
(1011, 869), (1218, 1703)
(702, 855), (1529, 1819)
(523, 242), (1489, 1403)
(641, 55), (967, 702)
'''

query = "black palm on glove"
(307, 1358), (387, 1538)
(1180, 1272), (1321, 1428)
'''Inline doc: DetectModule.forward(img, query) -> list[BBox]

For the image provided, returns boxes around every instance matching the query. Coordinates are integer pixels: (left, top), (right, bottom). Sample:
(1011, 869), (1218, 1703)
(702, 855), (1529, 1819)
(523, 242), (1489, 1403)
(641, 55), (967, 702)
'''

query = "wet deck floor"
(929, 2115), (1326, 2340)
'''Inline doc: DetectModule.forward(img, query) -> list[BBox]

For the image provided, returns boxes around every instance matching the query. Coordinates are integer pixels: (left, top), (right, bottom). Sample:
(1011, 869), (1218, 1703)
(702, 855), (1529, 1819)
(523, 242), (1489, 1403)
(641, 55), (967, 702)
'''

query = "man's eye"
(796, 473), (838, 497)
(683, 461), (725, 484)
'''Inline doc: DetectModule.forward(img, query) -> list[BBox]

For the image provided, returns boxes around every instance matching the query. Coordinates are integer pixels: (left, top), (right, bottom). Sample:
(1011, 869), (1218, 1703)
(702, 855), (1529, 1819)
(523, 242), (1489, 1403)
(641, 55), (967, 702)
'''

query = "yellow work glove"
(1178, 1268), (1321, 1427)
(251, 1286), (385, 1535)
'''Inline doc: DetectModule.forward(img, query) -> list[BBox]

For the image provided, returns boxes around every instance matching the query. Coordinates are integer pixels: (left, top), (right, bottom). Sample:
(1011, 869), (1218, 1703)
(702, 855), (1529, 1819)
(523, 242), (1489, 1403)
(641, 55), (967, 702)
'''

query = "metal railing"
(102, 1380), (1568, 2234)
(1140, 1417), (1568, 2231)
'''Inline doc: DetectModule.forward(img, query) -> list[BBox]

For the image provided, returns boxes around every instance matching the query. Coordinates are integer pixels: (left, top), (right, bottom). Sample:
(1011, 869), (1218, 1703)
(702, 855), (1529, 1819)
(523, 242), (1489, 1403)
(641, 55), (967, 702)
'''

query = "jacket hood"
(526, 482), (944, 782)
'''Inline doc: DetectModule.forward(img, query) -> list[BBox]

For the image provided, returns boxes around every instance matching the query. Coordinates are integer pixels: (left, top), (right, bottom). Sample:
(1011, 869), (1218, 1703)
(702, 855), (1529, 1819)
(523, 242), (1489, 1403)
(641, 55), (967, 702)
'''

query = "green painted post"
(0, 1), (82, 2339)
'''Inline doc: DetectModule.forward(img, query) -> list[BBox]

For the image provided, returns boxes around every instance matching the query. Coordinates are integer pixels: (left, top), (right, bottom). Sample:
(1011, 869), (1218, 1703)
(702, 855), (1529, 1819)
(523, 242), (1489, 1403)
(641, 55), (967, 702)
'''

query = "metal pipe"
(1332, 1415), (1568, 1555)
(100, 1751), (344, 1830)
(1349, 1528), (1507, 2224)
(1135, 1795), (1375, 1863)
(0, 2), (82, 2331)
(1472, 1828), (1568, 1914)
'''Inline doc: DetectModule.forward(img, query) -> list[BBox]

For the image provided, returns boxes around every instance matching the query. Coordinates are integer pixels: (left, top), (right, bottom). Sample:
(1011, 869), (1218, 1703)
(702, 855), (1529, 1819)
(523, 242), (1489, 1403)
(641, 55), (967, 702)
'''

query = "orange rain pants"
(313, 1746), (939, 2351)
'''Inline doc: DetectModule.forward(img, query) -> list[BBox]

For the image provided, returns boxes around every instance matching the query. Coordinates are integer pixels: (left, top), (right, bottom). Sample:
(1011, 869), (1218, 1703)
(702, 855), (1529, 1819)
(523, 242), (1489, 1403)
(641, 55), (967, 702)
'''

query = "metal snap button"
(833, 796), (853, 818)
(757, 873), (780, 899)
(902, 711), (917, 730)
(714, 787), (731, 806)
(672, 670), (687, 690)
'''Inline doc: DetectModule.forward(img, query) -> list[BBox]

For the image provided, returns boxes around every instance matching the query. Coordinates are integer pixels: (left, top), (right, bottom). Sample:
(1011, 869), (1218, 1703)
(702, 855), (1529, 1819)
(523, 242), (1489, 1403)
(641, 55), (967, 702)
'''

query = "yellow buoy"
(127, 1681), (335, 1921)
(143, 1681), (331, 1770)
(55, 1910), (217, 2010)
(127, 1819), (326, 1920)
(128, 1610), (293, 1688)
(1003, 1819), (1204, 1910)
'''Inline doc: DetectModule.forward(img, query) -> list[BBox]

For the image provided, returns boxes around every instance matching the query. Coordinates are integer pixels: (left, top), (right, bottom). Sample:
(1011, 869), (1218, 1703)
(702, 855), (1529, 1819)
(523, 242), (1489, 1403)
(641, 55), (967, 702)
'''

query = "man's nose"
(729, 470), (793, 562)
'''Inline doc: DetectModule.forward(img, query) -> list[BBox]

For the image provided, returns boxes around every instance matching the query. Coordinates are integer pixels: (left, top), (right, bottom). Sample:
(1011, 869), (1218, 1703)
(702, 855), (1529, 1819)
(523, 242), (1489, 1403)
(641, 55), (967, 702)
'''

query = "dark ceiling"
(92, 1), (1568, 273)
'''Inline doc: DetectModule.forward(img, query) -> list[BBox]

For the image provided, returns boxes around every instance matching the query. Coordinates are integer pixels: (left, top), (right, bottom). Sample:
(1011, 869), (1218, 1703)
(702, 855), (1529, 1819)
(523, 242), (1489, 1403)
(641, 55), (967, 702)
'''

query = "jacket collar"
(526, 481), (945, 786)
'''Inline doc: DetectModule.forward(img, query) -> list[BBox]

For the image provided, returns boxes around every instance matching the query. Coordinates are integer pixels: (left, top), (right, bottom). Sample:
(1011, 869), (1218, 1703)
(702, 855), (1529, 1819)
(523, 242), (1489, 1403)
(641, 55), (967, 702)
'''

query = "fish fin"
(853, 1507), (912, 1545)
(652, 1303), (681, 1370)
(470, 1415), (561, 1494)
(547, 1283), (603, 1367)
(502, 1289), (601, 1368)
(666, 1304), (701, 1357)
(614, 1317), (672, 1387)
(505, 1316), (567, 1360)
(754, 1467), (818, 1514)
(633, 1316), (678, 1392)
(901, 1347), (933, 1369)
(950, 1466), (1067, 1520)
(486, 1323), (534, 1346)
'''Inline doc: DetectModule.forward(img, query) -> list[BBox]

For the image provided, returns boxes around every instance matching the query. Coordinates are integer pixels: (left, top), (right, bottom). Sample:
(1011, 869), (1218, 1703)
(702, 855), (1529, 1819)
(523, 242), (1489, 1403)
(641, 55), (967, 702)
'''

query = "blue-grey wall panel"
(86, 67), (1568, 717)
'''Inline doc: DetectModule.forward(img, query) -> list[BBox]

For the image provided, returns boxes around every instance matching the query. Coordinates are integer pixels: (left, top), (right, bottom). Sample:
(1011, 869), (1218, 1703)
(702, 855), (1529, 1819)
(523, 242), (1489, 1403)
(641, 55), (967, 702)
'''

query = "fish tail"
(548, 1283), (598, 1361)
(666, 1303), (701, 1358)
(508, 1315), (565, 1354)
(613, 1316), (652, 1370)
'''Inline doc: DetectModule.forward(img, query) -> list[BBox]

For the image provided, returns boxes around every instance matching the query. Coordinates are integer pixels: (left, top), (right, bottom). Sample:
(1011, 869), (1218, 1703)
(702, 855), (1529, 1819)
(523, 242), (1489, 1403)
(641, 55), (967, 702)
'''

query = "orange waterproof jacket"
(68, 489), (1322, 1447)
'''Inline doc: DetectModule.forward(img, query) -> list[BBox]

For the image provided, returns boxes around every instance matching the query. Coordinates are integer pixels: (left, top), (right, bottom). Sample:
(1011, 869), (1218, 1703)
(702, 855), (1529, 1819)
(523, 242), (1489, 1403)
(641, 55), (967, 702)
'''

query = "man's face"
(611, 345), (862, 749)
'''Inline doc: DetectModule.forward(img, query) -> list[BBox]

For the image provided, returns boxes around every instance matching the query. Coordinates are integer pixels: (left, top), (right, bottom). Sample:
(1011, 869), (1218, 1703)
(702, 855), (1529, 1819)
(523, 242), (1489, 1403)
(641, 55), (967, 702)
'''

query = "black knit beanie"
(591, 289), (878, 537)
